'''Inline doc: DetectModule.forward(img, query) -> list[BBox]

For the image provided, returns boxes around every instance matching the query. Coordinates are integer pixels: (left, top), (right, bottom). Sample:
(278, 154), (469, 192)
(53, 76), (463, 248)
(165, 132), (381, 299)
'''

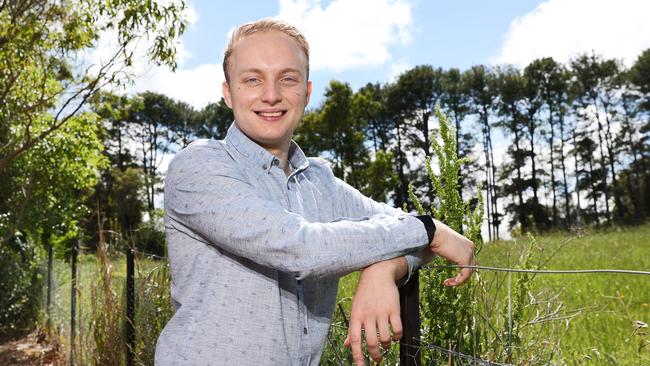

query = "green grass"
(325, 224), (650, 365)
(479, 225), (650, 365)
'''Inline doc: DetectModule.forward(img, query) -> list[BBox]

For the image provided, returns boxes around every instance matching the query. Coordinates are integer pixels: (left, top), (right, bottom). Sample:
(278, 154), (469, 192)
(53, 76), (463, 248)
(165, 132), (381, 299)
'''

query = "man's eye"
(281, 77), (298, 84)
(245, 78), (261, 85)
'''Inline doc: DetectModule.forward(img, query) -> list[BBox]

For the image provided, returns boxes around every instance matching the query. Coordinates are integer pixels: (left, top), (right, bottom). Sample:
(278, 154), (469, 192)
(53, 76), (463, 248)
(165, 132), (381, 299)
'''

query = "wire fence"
(426, 264), (650, 276)
(325, 262), (650, 366)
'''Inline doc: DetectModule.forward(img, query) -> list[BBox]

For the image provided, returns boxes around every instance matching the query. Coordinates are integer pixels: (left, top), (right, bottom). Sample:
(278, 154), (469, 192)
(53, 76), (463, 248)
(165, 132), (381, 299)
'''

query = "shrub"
(0, 235), (45, 336)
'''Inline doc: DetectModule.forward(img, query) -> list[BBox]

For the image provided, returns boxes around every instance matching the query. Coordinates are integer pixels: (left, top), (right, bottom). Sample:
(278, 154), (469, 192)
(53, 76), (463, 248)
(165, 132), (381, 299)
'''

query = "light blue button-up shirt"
(155, 123), (428, 365)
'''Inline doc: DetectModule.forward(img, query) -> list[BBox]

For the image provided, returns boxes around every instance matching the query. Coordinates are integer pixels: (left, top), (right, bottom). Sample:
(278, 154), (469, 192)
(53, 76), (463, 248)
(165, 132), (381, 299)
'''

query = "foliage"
(407, 106), (485, 360)
(0, 0), (187, 173)
(0, 236), (44, 335)
(134, 210), (166, 258)
(0, 113), (107, 248)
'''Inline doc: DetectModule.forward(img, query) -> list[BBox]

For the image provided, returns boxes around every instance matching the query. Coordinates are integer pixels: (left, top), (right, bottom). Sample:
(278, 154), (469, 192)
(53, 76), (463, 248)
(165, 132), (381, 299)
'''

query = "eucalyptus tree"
(0, 0), (187, 175)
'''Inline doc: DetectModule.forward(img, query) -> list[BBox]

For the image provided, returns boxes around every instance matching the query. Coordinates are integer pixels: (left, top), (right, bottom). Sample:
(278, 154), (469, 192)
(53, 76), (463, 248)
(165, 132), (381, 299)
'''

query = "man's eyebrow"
(237, 67), (304, 76)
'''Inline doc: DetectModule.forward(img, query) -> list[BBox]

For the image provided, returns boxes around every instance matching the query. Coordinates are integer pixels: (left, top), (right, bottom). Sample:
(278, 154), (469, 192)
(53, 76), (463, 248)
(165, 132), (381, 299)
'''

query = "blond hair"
(223, 18), (310, 83)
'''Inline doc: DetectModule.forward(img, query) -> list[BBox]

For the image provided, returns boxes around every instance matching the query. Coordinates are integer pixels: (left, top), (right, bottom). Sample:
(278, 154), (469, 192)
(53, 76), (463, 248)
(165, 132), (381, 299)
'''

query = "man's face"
(222, 30), (312, 154)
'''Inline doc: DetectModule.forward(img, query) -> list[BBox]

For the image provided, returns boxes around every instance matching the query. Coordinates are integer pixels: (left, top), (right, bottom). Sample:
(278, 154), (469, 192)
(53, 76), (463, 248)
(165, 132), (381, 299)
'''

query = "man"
(155, 18), (474, 366)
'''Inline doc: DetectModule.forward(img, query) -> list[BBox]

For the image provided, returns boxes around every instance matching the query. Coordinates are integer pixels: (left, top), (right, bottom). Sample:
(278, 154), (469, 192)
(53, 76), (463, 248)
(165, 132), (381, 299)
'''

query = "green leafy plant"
(409, 106), (484, 361)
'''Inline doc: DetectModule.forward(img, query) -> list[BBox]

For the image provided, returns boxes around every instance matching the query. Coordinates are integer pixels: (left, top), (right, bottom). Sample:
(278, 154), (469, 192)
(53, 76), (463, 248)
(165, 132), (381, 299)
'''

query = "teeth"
(258, 111), (283, 117)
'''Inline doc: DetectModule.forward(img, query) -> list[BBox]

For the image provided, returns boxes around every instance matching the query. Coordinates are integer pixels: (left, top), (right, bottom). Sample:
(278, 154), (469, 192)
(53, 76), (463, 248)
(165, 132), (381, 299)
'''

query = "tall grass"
(47, 249), (172, 365)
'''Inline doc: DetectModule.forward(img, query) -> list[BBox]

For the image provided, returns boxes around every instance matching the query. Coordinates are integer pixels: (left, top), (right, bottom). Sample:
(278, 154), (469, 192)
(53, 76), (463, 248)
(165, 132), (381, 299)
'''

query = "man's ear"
(305, 80), (312, 105)
(222, 81), (233, 108)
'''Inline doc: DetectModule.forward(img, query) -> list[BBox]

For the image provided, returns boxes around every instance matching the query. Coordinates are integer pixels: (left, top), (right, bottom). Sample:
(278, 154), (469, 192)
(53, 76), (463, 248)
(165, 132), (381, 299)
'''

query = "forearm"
(361, 256), (408, 283)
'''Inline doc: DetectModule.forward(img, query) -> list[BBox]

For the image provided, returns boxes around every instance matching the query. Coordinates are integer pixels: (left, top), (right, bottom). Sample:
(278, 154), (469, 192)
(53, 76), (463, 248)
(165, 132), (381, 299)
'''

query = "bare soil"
(0, 331), (62, 366)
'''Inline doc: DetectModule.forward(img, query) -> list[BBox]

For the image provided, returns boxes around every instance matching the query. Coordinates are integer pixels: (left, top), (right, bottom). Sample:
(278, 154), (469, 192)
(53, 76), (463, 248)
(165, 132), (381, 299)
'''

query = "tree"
(129, 92), (179, 211)
(465, 65), (500, 239)
(571, 53), (626, 224)
(629, 48), (650, 111)
(193, 99), (233, 140)
(440, 68), (475, 203)
(0, 112), (106, 331)
(0, 0), (187, 175)
(495, 66), (531, 230)
(356, 83), (393, 154)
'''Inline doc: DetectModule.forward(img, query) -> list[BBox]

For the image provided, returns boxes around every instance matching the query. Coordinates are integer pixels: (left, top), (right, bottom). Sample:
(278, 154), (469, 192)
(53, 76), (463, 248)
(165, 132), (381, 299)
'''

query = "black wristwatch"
(416, 215), (436, 243)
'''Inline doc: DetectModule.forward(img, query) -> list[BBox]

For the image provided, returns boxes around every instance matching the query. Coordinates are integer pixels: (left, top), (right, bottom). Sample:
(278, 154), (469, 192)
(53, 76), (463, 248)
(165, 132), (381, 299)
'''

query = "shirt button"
(272, 158), (280, 166)
(262, 164), (268, 170)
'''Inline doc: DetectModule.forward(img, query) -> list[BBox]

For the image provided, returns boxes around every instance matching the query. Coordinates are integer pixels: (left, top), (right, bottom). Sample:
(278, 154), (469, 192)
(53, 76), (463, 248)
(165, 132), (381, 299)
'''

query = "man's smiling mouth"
(256, 111), (286, 118)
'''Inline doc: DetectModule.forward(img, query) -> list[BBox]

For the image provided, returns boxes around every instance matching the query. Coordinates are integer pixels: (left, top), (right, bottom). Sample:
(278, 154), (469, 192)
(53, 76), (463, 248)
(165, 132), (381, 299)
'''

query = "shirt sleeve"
(331, 175), (426, 284)
(164, 145), (429, 280)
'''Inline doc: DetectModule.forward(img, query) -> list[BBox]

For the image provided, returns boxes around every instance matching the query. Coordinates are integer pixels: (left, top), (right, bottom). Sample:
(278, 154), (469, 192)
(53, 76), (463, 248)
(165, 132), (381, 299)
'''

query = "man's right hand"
(426, 219), (475, 287)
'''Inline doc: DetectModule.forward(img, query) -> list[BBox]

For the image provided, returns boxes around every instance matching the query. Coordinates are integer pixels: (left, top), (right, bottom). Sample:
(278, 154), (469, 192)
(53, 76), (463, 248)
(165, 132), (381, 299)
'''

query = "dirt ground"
(0, 331), (62, 366)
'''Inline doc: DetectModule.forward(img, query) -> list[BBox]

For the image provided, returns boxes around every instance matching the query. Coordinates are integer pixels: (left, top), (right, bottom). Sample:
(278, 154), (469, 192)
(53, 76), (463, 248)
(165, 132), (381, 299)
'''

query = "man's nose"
(261, 81), (282, 104)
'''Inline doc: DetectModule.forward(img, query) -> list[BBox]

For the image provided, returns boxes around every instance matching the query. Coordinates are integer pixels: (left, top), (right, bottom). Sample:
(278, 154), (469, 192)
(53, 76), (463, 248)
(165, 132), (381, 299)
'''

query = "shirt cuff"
(396, 253), (424, 286)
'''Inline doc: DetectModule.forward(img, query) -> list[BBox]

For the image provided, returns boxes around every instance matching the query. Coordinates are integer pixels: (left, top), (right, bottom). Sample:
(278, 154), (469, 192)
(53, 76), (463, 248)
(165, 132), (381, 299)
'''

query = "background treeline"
(295, 52), (650, 240)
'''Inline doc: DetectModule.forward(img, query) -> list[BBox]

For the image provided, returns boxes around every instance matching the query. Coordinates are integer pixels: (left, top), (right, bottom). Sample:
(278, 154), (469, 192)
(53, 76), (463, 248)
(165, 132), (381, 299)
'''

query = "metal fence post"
(399, 269), (421, 366)
(126, 240), (135, 366)
(70, 238), (78, 366)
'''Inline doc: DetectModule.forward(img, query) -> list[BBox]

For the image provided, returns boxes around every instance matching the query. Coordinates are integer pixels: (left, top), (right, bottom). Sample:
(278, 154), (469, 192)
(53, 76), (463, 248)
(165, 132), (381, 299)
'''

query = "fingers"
(429, 221), (476, 287)
(444, 265), (473, 287)
(377, 316), (392, 350)
(364, 322), (382, 364)
(347, 319), (365, 366)
(347, 316), (401, 364)
(389, 312), (403, 341)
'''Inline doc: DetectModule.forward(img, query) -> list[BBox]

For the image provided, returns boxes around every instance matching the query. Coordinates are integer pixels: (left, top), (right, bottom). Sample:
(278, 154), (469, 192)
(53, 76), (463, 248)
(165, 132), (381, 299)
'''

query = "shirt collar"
(224, 122), (309, 175)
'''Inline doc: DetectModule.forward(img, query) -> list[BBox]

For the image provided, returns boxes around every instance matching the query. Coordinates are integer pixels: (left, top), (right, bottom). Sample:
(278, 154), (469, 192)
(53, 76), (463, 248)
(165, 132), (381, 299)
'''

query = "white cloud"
(276, 0), (413, 72)
(387, 58), (411, 82)
(493, 0), (650, 68)
(129, 63), (224, 109)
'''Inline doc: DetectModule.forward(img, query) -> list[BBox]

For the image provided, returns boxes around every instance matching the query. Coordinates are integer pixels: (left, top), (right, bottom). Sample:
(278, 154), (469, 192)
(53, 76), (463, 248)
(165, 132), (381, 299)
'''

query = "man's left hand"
(344, 257), (405, 366)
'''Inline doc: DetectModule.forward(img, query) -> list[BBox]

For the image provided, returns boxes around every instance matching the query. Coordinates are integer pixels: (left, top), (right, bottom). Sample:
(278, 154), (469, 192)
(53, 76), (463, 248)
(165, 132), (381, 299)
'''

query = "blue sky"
(126, 0), (650, 110)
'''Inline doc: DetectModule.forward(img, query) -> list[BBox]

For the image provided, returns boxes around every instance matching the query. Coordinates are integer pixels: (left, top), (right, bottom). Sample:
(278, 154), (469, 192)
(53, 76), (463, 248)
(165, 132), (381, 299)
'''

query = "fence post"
(399, 269), (421, 366)
(126, 240), (135, 366)
(70, 238), (78, 366)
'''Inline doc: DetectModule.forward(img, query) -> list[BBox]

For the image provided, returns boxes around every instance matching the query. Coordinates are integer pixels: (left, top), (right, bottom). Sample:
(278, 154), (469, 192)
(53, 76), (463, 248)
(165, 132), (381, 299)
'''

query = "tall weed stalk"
(89, 230), (125, 365)
(134, 258), (173, 366)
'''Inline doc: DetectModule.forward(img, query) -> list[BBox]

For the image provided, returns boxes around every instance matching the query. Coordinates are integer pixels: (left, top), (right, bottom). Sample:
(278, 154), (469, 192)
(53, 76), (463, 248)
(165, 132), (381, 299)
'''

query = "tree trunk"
(572, 132), (582, 225)
(593, 109), (611, 224)
(559, 113), (571, 227)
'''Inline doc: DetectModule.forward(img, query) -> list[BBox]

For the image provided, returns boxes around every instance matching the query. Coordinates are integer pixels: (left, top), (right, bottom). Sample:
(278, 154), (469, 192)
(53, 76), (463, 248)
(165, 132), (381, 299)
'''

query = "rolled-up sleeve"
(164, 145), (428, 280)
